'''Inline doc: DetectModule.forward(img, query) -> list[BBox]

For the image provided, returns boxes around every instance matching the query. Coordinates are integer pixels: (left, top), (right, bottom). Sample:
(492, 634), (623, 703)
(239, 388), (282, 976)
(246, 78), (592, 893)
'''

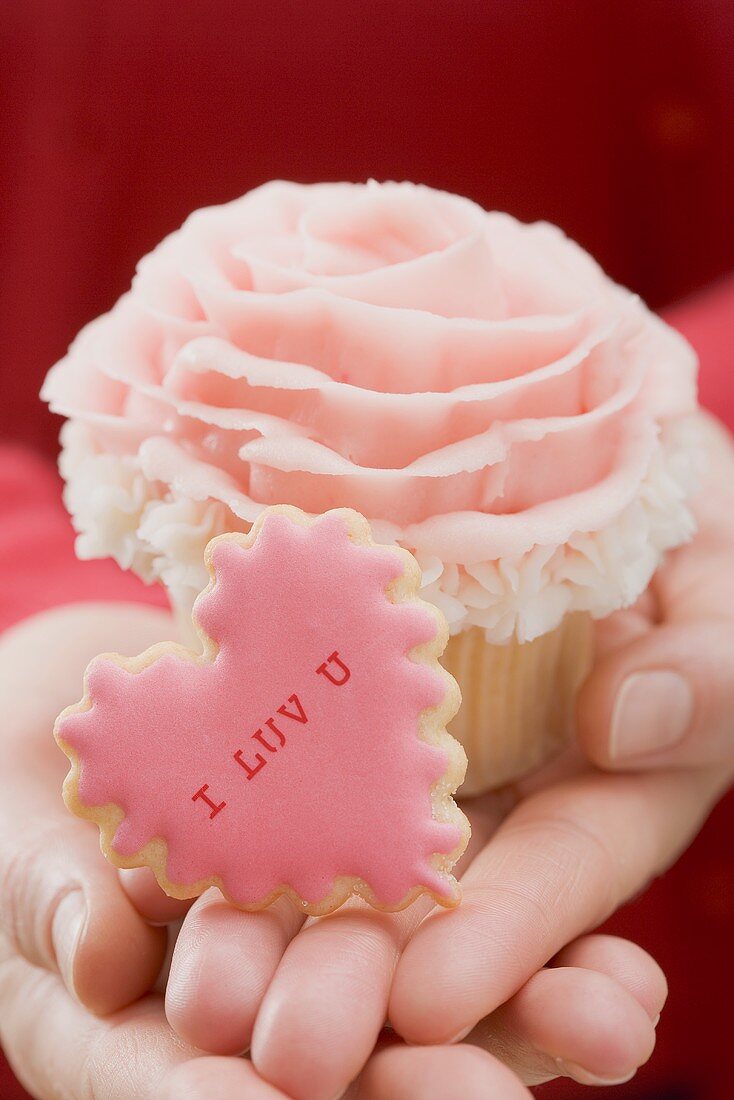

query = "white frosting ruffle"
(58, 415), (697, 643)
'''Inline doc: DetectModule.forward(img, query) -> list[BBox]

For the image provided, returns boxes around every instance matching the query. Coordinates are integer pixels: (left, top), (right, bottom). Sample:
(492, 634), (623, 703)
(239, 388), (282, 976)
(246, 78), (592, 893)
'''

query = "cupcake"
(42, 181), (699, 795)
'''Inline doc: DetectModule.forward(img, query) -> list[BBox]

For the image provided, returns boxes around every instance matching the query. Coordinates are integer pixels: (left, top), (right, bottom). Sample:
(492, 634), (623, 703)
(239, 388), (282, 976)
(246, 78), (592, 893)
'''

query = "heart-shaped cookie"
(55, 506), (469, 914)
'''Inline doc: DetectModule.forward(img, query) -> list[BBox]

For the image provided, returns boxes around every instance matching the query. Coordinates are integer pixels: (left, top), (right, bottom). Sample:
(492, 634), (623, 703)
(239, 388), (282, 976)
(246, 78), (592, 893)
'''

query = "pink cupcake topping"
(43, 181), (699, 641)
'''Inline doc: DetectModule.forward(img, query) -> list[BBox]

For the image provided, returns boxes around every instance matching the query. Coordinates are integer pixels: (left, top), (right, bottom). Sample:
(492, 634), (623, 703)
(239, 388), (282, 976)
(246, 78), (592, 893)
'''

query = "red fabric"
(3, 0), (734, 459)
(0, 449), (166, 634)
(1, 3), (733, 1096)
(668, 277), (734, 429)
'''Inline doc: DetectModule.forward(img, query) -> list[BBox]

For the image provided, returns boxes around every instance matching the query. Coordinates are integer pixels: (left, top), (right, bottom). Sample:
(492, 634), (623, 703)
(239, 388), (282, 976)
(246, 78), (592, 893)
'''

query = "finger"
(654, 419), (734, 617)
(251, 901), (428, 1100)
(0, 939), (186, 1100)
(0, 939), (286, 1100)
(593, 603), (655, 657)
(352, 1043), (532, 1100)
(389, 765), (722, 1044)
(166, 888), (305, 1054)
(470, 963), (656, 1087)
(161, 1057), (290, 1100)
(471, 934), (666, 1084)
(0, 602), (180, 740)
(552, 933), (667, 1021)
(169, 796), (502, 1091)
(249, 800), (503, 1100)
(0, 770), (166, 1014)
(0, 604), (177, 1013)
(578, 416), (734, 769)
(578, 619), (734, 768)
(119, 866), (193, 925)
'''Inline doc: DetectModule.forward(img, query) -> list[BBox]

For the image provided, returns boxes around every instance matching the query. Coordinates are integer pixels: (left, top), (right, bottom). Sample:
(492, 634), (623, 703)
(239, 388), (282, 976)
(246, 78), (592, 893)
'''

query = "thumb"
(0, 603), (176, 1015)
(577, 619), (734, 770)
(0, 778), (167, 1015)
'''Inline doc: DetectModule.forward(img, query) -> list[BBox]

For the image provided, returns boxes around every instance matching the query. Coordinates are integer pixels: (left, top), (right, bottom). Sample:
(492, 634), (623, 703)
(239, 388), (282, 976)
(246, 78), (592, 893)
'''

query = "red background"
(1, 2), (733, 1097)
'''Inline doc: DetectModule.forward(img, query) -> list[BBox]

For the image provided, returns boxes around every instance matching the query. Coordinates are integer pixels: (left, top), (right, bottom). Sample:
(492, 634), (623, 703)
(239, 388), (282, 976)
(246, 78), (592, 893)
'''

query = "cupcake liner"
(442, 613), (594, 794)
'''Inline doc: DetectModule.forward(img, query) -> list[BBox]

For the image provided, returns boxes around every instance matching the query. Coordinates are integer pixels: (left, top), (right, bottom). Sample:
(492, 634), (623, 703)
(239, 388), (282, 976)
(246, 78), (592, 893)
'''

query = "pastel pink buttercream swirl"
(43, 181), (699, 642)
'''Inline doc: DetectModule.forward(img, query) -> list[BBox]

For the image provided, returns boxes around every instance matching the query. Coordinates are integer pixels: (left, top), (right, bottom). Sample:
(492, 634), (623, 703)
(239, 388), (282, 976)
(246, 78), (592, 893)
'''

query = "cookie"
(55, 506), (469, 914)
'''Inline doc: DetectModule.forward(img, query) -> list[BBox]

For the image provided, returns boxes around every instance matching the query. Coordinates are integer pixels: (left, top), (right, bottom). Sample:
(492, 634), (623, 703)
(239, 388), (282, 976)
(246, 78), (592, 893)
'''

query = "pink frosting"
(43, 181), (699, 641)
(56, 511), (464, 908)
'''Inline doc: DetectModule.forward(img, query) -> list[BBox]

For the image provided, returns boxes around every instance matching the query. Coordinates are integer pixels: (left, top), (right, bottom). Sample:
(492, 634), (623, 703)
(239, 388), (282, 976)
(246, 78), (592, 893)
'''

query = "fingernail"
(556, 1058), (636, 1086)
(446, 1024), (473, 1043)
(609, 671), (694, 760)
(51, 890), (87, 997)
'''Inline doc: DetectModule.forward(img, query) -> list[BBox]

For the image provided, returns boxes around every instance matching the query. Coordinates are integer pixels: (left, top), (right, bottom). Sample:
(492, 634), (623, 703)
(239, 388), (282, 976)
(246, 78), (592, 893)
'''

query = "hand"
(0, 604), (178, 1019)
(161, 755), (711, 1098)
(0, 920), (666, 1100)
(577, 412), (734, 770)
(373, 413), (734, 1091)
(0, 607), (673, 1095)
(0, 602), (660, 1100)
(0, 603), (290, 1099)
(0, 939), (288, 1100)
(5, 409), (731, 1099)
(0, 601), (664, 1100)
(162, 415), (734, 1098)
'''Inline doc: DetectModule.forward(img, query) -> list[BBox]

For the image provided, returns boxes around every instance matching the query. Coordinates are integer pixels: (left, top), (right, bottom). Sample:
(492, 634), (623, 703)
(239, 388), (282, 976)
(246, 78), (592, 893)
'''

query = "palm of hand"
(1, 413), (732, 1099)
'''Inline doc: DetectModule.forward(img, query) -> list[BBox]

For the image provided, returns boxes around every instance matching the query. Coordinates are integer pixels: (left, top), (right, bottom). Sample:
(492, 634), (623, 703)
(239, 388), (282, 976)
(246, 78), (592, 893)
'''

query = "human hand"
(160, 746), (718, 1098)
(0, 603), (179, 1020)
(6, 406), (731, 1099)
(0, 602), (664, 1100)
(0, 603), (290, 1099)
(159, 724), (709, 1097)
(0, 606), (690, 1100)
(577, 411), (734, 770)
(0, 601), (659, 1100)
(0, 939), (292, 1100)
(162, 412), (734, 1098)
(0, 919), (663, 1100)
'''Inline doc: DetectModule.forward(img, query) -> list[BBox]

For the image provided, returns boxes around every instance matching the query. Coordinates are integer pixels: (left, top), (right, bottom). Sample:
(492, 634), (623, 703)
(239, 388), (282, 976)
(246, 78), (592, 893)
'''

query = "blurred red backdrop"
(1, 2), (732, 1098)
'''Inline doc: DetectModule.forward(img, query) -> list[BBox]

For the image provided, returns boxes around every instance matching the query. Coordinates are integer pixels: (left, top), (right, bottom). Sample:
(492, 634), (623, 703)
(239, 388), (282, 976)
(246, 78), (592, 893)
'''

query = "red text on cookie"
(192, 783), (226, 818)
(316, 651), (351, 686)
(194, 657), (351, 813)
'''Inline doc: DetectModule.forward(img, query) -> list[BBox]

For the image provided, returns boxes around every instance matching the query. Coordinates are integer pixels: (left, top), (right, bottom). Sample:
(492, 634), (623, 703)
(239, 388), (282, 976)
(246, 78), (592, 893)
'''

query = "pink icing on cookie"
(56, 508), (466, 910)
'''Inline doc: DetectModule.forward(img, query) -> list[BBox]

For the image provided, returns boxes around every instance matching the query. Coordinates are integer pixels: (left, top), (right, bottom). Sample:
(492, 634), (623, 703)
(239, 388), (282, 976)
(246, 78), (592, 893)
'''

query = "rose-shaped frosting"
(43, 181), (699, 642)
